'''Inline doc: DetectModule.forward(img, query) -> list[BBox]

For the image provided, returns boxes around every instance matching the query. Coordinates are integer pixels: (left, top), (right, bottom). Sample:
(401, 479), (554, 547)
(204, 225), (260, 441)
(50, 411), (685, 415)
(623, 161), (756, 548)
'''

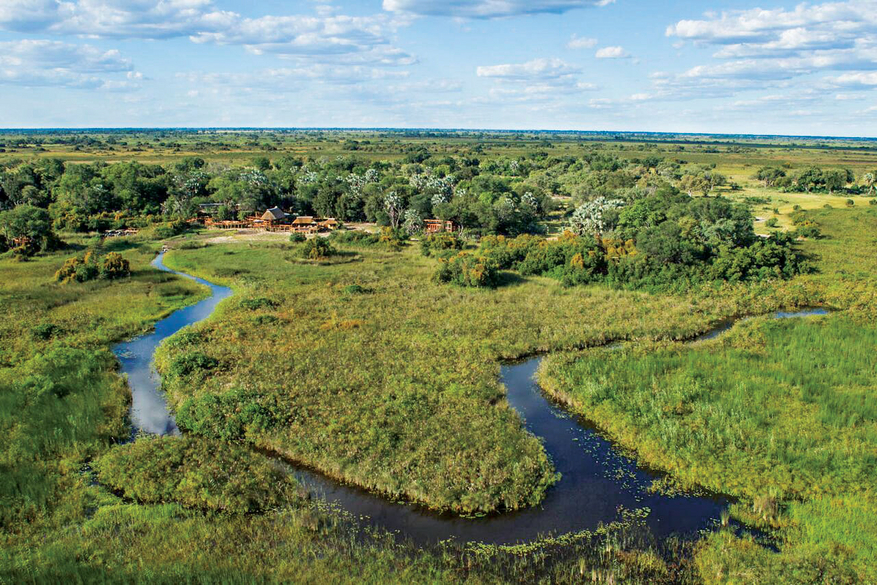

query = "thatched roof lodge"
(261, 207), (289, 223)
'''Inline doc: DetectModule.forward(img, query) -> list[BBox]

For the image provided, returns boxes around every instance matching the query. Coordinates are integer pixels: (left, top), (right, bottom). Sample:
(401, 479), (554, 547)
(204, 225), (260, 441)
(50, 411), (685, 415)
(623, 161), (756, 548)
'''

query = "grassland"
(3, 131), (877, 583)
(151, 223), (844, 516)
(538, 207), (877, 582)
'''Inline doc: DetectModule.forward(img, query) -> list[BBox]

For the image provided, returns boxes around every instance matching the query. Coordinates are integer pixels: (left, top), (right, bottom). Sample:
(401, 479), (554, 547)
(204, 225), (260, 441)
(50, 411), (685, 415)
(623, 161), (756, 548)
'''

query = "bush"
(434, 252), (499, 288)
(479, 234), (541, 269)
(154, 220), (190, 239)
(300, 237), (336, 260)
(167, 351), (219, 379)
(329, 230), (381, 247)
(95, 436), (301, 513)
(420, 232), (463, 257)
(794, 220), (822, 239)
(175, 388), (285, 441)
(31, 323), (62, 341)
(239, 297), (277, 311)
(765, 218), (779, 228)
(846, 199), (855, 207)
(289, 232), (306, 243)
(55, 250), (130, 283)
(99, 252), (131, 279)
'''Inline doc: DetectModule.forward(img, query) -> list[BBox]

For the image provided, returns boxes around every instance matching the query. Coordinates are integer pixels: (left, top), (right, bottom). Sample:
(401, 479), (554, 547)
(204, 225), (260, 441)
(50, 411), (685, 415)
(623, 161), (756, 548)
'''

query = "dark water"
(114, 255), (828, 545)
(114, 253), (232, 437)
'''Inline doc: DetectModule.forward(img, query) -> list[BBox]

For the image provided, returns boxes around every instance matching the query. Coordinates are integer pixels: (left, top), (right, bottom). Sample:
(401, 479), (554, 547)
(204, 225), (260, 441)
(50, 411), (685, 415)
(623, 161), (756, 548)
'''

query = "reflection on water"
(114, 256), (828, 545)
(113, 253), (232, 436)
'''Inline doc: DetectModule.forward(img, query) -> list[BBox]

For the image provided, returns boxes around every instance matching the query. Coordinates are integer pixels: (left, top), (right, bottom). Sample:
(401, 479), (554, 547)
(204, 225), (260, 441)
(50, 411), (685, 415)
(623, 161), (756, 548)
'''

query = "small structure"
(319, 218), (340, 231)
(291, 216), (318, 233)
(11, 236), (33, 248)
(261, 207), (289, 225)
(103, 228), (139, 238)
(424, 219), (456, 234)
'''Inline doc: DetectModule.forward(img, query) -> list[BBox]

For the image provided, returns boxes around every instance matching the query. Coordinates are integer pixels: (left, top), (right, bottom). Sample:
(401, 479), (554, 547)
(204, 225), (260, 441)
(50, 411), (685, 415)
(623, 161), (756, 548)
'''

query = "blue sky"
(0, 0), (875, 135)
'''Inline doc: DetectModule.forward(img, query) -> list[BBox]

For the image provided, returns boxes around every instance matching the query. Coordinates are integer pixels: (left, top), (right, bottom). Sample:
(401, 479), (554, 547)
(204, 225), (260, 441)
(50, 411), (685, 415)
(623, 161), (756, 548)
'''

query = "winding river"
(115, 253), (828, 546)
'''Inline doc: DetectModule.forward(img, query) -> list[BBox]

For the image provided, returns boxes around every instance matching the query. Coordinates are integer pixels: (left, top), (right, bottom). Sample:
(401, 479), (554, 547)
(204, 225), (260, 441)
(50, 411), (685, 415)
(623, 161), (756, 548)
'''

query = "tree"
(384, 191), (402, 229)
(755, 167), (786, 187)
(679, 174), (710, 196)
(823, 169), (847, 195)
(861, 171), (875, 195)
(0, 204), (60, 256)
(568, 197), (625, 236)
(403, 208), (423, 235)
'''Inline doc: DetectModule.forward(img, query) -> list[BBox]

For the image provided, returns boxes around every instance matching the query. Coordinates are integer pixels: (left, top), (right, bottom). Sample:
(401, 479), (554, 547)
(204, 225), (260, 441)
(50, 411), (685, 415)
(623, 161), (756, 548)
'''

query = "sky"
(0, 0), (875, 136)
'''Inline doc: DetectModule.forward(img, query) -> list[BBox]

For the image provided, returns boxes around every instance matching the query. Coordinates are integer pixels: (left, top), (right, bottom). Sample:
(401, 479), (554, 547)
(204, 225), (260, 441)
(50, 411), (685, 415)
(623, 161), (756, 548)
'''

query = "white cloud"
(667, 1), (877, 45)
(0, 39), (139, 90)
(0, 0), (234, 39)
(0, 1), (416, 66)
(567, 34), (597, 49)
(659, 1), (877, 99)
(477, 58), (580, 80)
(595, 45), (629, 59)
(190, 13), (414, 64)
(382, 0), (614, 19)
(830, 71), (877, 87)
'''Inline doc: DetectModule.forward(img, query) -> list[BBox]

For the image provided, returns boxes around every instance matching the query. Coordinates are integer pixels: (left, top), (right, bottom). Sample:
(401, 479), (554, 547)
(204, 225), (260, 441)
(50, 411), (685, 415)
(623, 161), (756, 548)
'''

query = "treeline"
(433, 186), (811, 290)
(754, 166), (875, 195)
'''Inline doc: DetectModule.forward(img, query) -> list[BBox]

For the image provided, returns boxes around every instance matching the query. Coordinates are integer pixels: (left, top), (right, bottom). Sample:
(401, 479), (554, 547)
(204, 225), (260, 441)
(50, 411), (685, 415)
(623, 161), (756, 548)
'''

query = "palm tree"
(862, 172), (875, 196)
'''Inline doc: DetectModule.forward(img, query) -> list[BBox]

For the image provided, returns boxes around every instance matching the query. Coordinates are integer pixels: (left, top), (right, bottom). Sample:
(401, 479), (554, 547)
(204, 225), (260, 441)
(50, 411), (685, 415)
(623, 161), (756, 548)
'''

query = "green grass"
(3, 204), (877, 582)
(153, 231), (836, 515)
(538, 208), (877, 582)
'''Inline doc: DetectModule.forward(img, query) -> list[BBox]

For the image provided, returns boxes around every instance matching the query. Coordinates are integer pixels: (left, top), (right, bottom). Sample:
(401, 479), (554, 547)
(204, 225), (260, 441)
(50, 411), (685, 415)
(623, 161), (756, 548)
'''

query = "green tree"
(0, 204), (60, 256)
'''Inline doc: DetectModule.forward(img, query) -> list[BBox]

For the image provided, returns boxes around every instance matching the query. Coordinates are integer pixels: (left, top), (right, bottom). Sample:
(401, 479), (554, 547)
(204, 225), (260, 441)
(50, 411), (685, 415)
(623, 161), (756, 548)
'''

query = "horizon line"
(1, 127), (876, 142)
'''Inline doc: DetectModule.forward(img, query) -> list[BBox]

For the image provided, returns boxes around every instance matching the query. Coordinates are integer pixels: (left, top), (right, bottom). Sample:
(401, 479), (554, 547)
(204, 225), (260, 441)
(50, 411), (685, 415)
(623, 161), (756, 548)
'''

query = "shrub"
(94, 436), (301, 513)
(378, 227), (408, 251)
(420, 232), (463, 257)
(55, 251), (98, 283)
(167, 351), (219, 379)
(289, 232), (306, 243)
(846, 199), (855, 207)
(342, 284), (367, 295)
(99, 252), (131, 280)
(300, 237), (336, 260)
(479, 234), (541, 269)
(765, 218), (779, 228)
(154, 220), (190, 239)
(329, 230), (380, 247)
(239, 297), (277, 311)
(31, 323), (62, 341)
(870, 199), (877, 206)
(175, 388), (285, 441)
(794, 221), (822, 239)
(434, 252), (499, 288)
(55, 250), (130, 284)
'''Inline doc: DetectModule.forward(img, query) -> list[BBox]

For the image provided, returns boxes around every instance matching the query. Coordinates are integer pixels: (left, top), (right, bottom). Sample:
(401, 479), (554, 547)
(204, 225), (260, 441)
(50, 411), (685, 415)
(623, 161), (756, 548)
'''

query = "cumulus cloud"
(567, 34), (597, 49)
(595, 46), (629, 59)
(190, 13), (415, 64)
(0, 0), (234, 39)
(382, 0), (614, 19)
(0, 1), (415, 66)
(666, 1), (876, 45)
(0, 39), (140, 90)
(477, 58), (580, 80)
(830, 71), (877, 87)
(476, 58), (597, 105)
(659, 0), (877, 99)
